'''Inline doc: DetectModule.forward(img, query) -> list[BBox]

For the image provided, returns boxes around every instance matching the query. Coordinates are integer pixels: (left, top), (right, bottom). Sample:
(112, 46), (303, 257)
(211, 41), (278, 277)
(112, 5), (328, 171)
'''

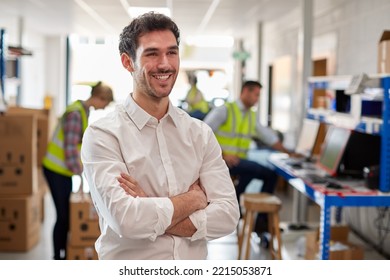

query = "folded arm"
(118, 173), (207, 237)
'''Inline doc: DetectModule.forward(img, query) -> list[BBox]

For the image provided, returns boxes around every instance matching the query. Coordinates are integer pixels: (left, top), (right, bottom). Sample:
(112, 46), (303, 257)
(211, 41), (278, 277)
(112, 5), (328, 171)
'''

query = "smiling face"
(122, 30), (179, 104)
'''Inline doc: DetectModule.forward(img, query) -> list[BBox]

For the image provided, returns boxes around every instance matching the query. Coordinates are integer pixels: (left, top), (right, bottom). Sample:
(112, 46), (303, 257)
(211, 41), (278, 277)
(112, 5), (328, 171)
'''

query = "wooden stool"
(237, 193), (282, 260)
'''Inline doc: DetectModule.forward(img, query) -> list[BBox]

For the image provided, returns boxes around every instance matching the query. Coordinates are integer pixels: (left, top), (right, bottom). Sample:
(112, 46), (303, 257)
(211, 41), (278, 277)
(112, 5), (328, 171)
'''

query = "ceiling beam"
(196, 0), (220, 34)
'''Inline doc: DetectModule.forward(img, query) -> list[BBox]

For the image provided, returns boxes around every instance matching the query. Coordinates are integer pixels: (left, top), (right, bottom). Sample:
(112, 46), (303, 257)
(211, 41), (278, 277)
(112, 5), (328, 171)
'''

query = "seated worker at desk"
(184, 75), (210, 120)
(204, 80), (291, 238)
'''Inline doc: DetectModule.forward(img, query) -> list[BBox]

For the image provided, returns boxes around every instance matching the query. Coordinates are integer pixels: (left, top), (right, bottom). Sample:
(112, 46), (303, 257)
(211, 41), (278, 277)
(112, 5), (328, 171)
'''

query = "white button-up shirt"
(81, 94), (240, 260)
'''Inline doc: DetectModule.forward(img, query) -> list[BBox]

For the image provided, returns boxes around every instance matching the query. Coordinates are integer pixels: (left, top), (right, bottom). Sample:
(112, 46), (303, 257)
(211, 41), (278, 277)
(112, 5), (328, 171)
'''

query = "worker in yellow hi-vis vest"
(42, 81), (113, 260)
(184, 76), (210, 120)
(204, 80), (291, 247)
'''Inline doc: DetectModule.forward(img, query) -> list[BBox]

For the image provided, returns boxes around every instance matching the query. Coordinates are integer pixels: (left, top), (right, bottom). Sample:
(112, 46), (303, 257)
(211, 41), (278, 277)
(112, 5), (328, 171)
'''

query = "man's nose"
(157, 54), (169, 68)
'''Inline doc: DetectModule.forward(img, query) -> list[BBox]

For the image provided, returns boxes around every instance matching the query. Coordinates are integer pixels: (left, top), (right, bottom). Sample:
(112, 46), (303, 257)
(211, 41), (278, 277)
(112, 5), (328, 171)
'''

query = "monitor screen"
(339, 130), (381, 178)
(317, 126), (351, 176)
(295, 118), (320, 158)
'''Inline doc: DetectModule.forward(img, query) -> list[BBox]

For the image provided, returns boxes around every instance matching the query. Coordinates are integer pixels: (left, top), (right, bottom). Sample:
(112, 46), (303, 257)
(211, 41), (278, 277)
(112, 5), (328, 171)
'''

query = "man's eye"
(168, 51), (178, 55)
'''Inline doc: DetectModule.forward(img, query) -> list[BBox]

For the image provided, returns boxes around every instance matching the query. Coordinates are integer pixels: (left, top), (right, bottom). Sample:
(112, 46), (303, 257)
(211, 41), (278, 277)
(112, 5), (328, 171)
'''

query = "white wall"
(45, 36), (67, 118)
(315, 0), (390, 75)
(19, 31), (46, 109)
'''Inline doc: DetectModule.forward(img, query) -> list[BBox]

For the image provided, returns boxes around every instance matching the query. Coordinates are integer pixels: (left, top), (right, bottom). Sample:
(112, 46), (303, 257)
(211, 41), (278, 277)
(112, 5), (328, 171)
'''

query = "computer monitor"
(339, 130), (381, 178)
(317, 125), (351, 177)
(295, 118), (321, 159)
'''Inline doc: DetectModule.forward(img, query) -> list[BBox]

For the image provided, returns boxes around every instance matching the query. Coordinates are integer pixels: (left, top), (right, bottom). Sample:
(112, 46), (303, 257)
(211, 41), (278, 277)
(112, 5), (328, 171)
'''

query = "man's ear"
(121, 53), (134, 72)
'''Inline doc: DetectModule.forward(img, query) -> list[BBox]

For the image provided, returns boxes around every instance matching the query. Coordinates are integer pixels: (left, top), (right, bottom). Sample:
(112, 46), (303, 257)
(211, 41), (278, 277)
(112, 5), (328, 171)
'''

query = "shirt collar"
(123, 94), (179, 130)
(236, 99), (246, 111)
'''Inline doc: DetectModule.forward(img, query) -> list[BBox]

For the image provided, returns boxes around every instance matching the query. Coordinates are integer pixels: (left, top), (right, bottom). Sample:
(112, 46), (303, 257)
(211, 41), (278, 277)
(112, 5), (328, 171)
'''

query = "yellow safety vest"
(42, 100), (88, 177)
(186, 86), (209, 114)
(215, 102), (256, 159)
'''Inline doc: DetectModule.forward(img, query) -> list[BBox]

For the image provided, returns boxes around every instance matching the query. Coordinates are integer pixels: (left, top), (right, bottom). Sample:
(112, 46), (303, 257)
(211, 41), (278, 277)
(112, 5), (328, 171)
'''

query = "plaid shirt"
(63, 105), (88, 175)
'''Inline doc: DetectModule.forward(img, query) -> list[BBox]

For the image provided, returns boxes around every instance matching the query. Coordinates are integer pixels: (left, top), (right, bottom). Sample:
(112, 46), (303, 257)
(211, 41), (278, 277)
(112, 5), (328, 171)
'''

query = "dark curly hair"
(118, 12), (180, 61)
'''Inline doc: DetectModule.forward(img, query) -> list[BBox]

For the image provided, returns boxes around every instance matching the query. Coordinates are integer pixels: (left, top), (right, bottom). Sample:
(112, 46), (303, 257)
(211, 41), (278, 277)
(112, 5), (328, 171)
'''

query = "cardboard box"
(38, 180), (47, 223)
(0, 115), (38, 196)
(69, 192), (100, 247)
(37, 167), (48, 191)
(6, 107), (50, 166)
(37, 167), (48, 223)
(67, 245), (98, 260)
(328, 241), (364, 260)
(0, 192), (41, 251)
(36, 117), (49, 167)
(6, 106), (49, 118)
(378, 30), (390, 73)
(305, 225), (364, 260)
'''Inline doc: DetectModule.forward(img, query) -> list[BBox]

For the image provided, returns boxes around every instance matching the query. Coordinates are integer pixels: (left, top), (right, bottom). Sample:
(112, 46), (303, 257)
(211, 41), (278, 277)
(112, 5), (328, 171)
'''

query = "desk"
(268, 153), (390, 260)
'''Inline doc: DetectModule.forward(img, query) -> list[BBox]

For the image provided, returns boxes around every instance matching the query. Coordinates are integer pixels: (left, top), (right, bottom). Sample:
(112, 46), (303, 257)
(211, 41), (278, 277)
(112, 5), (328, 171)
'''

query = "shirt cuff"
(189, 209), (207, 241)
(149, 198), (174, 241)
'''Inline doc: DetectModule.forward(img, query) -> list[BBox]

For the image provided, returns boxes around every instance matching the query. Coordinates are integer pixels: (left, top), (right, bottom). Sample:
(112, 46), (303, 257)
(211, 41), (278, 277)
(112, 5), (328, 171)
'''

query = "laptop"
(296, 125), (351, 184)
(283, 118), (324, 167)
(295, 119), (322, 159)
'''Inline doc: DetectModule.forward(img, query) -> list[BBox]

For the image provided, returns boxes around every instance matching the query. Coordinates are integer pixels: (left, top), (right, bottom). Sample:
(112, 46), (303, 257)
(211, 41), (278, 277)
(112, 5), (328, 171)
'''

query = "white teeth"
(155, 75), (169, 80)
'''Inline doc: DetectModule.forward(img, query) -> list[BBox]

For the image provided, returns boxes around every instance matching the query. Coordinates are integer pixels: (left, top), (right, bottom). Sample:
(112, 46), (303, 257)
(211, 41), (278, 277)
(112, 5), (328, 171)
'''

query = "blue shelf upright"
(379, 76), (390, 192)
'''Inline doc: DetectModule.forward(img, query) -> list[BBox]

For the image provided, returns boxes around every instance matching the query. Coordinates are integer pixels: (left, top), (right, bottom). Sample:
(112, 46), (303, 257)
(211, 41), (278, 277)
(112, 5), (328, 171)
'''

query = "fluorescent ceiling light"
(185, 36), (234, 48)
(128, 7), (171, 18)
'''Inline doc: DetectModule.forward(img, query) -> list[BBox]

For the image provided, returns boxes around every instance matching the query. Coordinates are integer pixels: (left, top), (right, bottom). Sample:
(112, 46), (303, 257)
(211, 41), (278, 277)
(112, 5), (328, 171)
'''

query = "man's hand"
(117, 173), (148, 197)
(166, 179), (208, 237)
(223, 154), (240, 168)
(188, 179), (208, 210)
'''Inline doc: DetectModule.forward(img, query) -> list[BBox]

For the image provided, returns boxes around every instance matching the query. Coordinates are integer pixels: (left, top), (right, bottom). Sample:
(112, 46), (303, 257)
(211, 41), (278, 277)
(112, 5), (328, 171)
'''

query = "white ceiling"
(0, 0), (299, 40)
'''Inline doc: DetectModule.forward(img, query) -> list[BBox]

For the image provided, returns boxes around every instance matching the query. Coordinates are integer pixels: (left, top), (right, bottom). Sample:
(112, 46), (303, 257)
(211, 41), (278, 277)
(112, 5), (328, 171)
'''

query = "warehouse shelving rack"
(268, 74), (390, 259)
(306, 74), (390, 193)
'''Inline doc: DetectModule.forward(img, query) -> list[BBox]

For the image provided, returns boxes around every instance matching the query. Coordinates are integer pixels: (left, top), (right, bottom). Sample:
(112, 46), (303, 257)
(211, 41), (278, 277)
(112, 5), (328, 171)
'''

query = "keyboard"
(301, 173), (328, 184)
(283, 158), (305, 165)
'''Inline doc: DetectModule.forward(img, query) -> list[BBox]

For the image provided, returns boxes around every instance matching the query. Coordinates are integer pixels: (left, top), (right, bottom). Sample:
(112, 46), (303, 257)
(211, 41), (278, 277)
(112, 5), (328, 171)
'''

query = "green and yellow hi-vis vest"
(42, 100), (88, 177)
(186, 86), (209, 114)
(215, 102), (256, 159)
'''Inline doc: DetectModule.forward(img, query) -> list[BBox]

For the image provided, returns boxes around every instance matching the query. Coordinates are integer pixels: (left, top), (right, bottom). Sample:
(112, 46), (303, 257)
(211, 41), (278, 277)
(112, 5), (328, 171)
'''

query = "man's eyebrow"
(144, 45), (179, 52)
(168, 45), (179, 51)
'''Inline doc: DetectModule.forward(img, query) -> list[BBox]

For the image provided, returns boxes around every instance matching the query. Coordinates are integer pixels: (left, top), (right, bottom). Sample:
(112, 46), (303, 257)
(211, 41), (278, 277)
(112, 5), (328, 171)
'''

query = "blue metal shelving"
(307, 75), (390, 192)
(268, 75), (390, 260)
(268, 153), (390, 260)
(379, 76), (390, 193)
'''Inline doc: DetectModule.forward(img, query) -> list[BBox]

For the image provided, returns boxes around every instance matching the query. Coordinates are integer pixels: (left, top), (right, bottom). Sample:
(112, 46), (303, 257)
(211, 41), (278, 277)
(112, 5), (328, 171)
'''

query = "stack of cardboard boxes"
(0, 108), (49, 252)
(305, 225), (364, 260)
(67, 192), (100, 260)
